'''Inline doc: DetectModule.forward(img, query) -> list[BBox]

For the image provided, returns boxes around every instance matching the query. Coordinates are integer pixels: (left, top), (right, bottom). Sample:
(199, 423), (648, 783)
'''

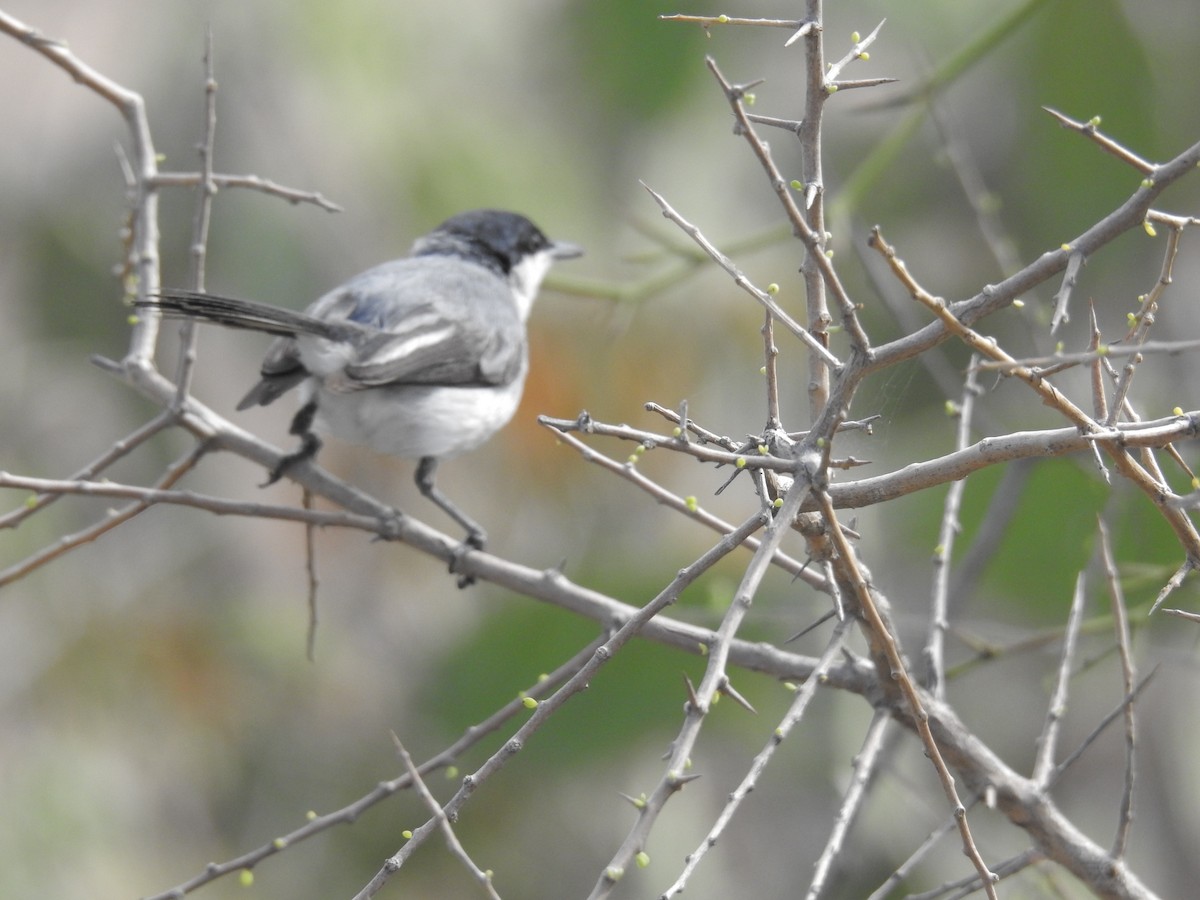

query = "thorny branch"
(813, 488), (998, 896)
(589, 485), (813, 900)
(365, 512), (775, 900)
(4, 5), (1199, 900)
(146, 634), (611, 900)
(662, 618), (853, 898)
(868, 226), (1200, 597)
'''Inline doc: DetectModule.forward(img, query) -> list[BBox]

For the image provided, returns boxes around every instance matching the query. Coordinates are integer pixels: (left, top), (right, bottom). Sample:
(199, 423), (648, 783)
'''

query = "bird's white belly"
(310, 376), (527, 460)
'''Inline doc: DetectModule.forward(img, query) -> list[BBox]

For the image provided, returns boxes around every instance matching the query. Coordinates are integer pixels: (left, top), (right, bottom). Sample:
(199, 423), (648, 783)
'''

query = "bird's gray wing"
(316, 258), (526, 391)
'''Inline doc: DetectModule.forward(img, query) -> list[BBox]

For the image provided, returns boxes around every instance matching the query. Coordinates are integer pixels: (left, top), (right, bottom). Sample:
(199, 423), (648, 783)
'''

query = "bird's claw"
(261, 432), (322, 487)
(449, 531), (486, 588)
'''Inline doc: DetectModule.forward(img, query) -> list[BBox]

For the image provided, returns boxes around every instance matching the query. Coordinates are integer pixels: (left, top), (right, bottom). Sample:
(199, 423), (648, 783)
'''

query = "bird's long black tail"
(139, 290), (347, 341)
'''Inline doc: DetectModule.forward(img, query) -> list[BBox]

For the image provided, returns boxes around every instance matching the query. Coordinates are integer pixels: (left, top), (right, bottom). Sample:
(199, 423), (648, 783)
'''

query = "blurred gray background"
(3, 1), (1200, 897)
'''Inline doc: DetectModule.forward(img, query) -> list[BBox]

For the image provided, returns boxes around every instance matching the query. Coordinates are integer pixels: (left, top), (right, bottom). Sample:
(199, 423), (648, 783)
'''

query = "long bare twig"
(925, 356), (982, 697)
(1097, 517), (1138, 859)
(1032, 572), (1089, 787)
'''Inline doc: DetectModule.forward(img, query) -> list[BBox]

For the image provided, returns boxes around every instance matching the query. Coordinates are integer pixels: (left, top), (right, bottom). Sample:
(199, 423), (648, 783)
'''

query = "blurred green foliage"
(960, 458), (1108, 620)
(564, 0), (699, 123)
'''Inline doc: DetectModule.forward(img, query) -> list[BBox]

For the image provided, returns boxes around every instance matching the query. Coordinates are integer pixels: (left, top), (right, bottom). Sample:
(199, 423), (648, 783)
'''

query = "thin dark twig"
(1050, 669), (1158, 786)
(866, 798), (985, 900)
(947, 460), (1034, 604)
(0, 410), (177, 529)
(641, 182), (843, 370)
(152, 171), (342, 211)
(0, 444), (212, 589)
(909, 848), (1043, 900)
(976, 336), (1200, 373)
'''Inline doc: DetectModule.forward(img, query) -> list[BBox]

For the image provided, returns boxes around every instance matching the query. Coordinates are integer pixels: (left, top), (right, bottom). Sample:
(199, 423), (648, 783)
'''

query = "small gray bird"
(144, 209), (582, 581)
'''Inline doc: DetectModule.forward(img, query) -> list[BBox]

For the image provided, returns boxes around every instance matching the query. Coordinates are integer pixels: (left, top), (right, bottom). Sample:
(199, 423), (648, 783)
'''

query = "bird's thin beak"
(551, 240), (585, 260)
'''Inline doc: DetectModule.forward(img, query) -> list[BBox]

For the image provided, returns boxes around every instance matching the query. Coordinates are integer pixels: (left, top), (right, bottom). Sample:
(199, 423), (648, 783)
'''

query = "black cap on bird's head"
(415, 209), (583, 276)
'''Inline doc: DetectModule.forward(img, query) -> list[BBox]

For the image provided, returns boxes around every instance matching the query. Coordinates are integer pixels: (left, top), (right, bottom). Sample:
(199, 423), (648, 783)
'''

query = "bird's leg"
(414, 456), (486, 588)
(263, 399), (322, 486)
